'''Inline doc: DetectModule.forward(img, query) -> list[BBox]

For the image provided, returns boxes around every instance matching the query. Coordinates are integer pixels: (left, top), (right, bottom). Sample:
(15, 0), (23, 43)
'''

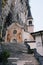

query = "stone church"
(2, 0), (34, 43)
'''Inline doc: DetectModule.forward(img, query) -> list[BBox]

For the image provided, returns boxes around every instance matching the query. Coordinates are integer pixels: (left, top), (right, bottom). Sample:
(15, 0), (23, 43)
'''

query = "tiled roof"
(31, 30), (43, 36)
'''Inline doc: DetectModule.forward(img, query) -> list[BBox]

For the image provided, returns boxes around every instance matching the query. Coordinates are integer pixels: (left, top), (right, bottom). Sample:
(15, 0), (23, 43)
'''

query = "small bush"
(0, 37), (4, 42)
(0, 50), (10, 65)
(28, 49), (34, 54)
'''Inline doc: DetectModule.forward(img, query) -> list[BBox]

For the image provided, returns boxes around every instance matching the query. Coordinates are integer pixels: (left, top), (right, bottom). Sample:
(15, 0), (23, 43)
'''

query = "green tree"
(2, 0), (7, 8)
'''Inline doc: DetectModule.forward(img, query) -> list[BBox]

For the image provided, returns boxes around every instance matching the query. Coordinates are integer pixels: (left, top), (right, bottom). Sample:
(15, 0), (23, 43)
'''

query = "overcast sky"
(30, 0), (43, 32)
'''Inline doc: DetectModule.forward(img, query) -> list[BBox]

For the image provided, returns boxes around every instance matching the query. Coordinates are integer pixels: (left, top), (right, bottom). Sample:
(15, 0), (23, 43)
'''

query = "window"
(13, 30), (17, 34)
(29, 21), (32, 25)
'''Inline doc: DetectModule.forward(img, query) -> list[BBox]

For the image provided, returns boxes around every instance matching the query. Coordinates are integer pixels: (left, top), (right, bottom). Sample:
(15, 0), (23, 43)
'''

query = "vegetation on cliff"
(2, 0), (7, 8)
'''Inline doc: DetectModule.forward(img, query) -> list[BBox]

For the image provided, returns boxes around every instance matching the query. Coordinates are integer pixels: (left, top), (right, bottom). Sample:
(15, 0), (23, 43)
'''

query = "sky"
(30, 0), (43, 32)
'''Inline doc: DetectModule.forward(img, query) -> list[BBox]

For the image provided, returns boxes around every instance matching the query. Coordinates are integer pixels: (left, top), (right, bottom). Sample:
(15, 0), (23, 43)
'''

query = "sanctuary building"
(2, 0), (34, 43)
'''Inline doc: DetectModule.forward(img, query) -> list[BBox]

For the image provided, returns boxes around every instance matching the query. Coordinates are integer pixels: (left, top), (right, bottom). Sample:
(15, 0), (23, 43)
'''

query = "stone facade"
(5, 23), (23, 43)
(5, 22), (34, 43)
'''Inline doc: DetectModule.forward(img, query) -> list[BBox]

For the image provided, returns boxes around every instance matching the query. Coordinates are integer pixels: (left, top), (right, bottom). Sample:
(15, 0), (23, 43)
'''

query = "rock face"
(2, 0), (34, 43)
(0, 0), (2, 15)
(2, 0), (32, 35)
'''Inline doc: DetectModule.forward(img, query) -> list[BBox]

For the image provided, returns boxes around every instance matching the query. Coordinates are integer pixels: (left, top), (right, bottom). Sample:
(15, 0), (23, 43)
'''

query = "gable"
(7, 23), (22, 30)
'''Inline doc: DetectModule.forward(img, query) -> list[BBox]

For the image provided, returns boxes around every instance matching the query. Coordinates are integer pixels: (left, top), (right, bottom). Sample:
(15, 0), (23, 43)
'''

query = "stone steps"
(8, 54), (40, 65)
(1, 42), (40, 65)
(3, 42), (28, 53)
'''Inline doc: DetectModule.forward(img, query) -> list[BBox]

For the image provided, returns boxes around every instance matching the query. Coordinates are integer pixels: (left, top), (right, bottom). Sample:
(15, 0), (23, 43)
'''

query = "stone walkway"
(8, 53), (40, 65)
(2, 43), (40, 65)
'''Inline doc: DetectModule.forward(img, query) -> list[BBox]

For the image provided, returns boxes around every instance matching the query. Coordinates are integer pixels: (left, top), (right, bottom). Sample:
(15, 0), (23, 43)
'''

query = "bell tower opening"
(29, 21), (32, 25)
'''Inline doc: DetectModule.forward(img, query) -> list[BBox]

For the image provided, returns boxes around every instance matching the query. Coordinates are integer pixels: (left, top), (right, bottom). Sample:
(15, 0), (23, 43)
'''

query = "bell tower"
(26, 0), (34, 33)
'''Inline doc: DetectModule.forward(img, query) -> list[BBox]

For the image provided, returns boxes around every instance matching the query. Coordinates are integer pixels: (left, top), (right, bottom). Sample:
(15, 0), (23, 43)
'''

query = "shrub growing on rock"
(0, 50), (10, 65)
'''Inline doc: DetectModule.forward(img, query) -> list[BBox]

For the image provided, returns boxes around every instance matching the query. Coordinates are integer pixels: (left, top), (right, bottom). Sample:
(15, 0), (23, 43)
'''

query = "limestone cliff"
(2, 0), (32, 38)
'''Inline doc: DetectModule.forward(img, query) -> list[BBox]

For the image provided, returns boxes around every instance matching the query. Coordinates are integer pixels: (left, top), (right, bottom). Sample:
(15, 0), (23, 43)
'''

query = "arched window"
(29, 21), (32, 25)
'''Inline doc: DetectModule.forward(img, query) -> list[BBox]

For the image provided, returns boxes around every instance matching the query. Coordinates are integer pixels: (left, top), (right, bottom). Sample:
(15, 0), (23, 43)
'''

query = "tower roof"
(27, 0), (33, 19)
(27, 6), (33, 19)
